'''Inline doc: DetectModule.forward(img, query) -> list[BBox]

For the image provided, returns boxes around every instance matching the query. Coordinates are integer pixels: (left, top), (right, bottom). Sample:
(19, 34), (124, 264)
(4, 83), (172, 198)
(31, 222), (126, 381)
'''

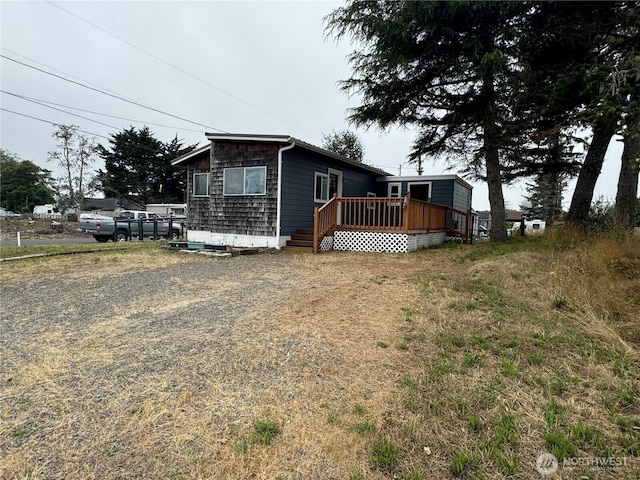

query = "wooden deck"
(313, 195), (470, 253)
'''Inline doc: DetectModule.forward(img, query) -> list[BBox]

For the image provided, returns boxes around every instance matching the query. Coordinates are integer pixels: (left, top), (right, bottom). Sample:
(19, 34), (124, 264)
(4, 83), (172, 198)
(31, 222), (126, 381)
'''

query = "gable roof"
(171, 133), (390, 177)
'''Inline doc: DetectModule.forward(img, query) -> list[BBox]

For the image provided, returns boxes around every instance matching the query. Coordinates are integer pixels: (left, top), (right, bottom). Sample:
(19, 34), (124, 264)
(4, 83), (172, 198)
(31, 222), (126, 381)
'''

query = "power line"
(2, 107), (204, 158)
(1, 107), (109, 139)
(46, 0), (314, 136)
(2, 90), (204, 133)
(2, 90), (120, 130)
(0, 54), (226, 133)
(0, 47), (137, 102)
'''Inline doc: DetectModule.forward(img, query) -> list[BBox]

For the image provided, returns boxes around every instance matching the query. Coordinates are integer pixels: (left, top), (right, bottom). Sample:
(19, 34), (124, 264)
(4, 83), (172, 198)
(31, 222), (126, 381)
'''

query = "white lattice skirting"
(332, 230), (447, 253)
(320, 236), (334, 252)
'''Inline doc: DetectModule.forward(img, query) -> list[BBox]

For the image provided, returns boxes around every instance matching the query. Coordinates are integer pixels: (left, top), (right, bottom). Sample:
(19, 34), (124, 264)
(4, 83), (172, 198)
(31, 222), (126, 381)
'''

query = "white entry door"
(328, 169), (343, 223)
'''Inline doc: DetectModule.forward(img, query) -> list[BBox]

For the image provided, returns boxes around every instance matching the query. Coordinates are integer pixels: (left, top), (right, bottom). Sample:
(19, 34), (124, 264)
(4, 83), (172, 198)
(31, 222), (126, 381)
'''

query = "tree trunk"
(486, 148), (507, 241)
(614, 127), (640, 230)
(566, 119), (616, 225)
(482, 58), (507, 241)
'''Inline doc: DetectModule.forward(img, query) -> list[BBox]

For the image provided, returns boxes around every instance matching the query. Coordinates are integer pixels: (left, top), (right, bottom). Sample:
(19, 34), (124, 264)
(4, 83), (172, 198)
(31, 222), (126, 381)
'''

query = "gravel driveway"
(1, 250), (419, 479)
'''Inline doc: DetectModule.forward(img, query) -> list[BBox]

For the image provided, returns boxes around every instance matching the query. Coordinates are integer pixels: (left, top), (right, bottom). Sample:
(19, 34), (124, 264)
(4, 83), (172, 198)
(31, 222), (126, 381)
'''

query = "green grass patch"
(542, 399), (567, 428)
(369, 440), (399, 473)
(0, 241), (158, 260)
(450, 450), (479, 477)
(544, 429), (577, 461)
(352, 420), (376, 434)
(250, 420), (280, 445)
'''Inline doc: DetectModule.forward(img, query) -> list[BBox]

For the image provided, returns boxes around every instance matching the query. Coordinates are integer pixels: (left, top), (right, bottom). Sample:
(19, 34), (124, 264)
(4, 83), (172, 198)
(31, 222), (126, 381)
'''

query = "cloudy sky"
(0, 0), (628, 211)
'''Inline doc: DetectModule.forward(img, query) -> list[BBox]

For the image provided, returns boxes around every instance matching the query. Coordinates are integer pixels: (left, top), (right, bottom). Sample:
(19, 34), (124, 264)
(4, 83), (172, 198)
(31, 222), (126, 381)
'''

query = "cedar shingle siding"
(187, 141), (281, 236)
(186, 156), (212, 231)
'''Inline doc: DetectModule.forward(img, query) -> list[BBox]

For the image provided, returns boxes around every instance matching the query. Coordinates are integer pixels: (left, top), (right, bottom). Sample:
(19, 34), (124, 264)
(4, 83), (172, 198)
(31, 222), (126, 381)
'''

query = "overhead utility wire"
(0, 54), (227, 133)
(2, 107), (206, 157)
(1, 107), (109, 139)
(47, 0), (313, 135)
(2, 90), (204, 133)
(3, 90), (120, 130)
(0, 47), (137, 103)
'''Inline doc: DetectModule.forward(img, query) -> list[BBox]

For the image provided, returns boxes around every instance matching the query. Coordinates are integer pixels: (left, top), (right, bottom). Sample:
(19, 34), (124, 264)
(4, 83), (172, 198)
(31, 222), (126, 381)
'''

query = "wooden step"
(291, 233), (314, 241)
(286, 239), (313, 247)
(295, 228), (314, 236)
(281, 245), (314, 253)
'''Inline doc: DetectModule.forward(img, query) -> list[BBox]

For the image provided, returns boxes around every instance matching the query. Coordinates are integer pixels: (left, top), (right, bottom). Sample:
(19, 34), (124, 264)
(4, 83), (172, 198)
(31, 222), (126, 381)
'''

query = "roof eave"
(171, 143), (211, 166)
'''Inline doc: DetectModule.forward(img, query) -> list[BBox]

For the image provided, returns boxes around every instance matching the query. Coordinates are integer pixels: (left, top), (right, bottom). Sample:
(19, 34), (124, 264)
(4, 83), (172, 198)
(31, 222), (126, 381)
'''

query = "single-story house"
(171, 133), (473, 253)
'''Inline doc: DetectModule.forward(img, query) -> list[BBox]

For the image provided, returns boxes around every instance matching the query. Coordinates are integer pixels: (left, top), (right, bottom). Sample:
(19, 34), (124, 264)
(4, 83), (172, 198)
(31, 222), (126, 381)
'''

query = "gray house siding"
(430, 180), (454, 206)
(186, 154), (213, 231)
(453, 180), (472, 212)
(280, 147), (379, 235)
(378, 179), (455, 206)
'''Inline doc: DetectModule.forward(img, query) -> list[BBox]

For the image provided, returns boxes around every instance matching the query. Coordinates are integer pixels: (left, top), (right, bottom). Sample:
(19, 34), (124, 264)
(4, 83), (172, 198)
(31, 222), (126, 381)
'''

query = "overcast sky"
(0, 0), (629, 211)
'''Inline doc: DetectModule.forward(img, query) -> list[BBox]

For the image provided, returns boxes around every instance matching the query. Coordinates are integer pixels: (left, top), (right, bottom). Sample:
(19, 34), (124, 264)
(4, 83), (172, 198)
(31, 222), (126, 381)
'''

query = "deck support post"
(313, 207), (319, 253)
(403, 193), (410, 234)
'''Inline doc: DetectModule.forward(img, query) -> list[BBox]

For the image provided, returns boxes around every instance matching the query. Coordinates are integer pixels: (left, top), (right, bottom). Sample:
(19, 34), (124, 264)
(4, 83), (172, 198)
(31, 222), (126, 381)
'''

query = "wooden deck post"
(465, 210), (471, 243)
(403, 193), (410, 233)
(313, 207), (319, 253)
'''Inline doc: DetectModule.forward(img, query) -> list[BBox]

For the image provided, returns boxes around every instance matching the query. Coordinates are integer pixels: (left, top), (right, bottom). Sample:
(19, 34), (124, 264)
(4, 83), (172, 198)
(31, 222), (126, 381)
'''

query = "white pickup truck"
(78, 210), (184, 242)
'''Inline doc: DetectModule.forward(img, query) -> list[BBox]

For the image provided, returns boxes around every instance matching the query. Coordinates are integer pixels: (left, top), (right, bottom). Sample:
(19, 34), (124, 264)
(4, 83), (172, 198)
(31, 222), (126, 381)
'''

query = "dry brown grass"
(1, 238), (638, 479)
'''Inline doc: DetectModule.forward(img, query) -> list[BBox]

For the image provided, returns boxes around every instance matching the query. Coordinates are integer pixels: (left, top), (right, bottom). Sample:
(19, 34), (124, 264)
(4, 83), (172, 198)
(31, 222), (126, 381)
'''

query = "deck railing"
(313, 195), (470, 253)
(313, 195), (339, 253)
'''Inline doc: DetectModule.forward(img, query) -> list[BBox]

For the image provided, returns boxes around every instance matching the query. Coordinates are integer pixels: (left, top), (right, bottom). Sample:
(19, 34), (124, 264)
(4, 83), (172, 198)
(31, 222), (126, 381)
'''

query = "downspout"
(276, 140), (296, 249)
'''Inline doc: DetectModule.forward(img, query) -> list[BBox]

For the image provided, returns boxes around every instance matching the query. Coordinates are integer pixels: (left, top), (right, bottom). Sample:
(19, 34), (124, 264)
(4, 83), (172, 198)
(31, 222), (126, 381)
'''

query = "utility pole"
(398, 164), (402, 176)
(417, 155), (423, 176)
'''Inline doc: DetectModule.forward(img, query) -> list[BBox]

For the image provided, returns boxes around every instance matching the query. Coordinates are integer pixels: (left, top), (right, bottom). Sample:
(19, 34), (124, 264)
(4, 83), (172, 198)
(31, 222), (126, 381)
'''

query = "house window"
(388, 183), (402, 198)
(193, 173), (210, 196)
(367, 192), (376, 210)
(408, 182), (431, 201)
(314, 172), (329, 203)
(223, 166), (267, 195)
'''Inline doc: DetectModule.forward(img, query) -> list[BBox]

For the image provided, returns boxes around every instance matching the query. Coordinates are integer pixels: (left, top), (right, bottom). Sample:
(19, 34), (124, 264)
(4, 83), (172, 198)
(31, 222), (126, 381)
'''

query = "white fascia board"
(205, 133), (291, 143)
(377, 175), (473, 190)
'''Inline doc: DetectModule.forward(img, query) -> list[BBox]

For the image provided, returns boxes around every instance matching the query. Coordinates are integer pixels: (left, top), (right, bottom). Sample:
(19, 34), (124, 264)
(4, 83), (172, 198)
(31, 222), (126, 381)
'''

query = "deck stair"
(282, 228), (314, 253)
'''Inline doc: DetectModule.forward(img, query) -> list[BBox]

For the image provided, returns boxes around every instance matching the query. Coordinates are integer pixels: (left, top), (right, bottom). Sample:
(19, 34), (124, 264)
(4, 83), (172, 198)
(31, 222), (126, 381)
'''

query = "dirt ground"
(0, 249), (437, 479)
(1, 241), (638, 480)
(0, 219), (82, 240)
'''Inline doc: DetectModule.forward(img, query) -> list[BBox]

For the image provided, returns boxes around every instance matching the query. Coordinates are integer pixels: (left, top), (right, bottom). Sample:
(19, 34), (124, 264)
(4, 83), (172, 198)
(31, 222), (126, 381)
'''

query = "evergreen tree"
(0, 149), (56, 213)
(96, 126), (194, 204)
(327, 1), (533, 240)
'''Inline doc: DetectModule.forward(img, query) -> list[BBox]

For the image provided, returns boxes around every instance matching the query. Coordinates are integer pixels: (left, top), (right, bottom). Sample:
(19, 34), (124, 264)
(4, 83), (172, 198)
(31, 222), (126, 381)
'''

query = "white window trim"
(388, 182), (402, 198)
(193, 172), (210, 197)
(407, 181), (432, 201)
(366, 191), (376, 210)
(223, 166), (267, 196)
(387, 182), (402, 206)
(314, 172), (329, 203)
(328, 168), (344, 197)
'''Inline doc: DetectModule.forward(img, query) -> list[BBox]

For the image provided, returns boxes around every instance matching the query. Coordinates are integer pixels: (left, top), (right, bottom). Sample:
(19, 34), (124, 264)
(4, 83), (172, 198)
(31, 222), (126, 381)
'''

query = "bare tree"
(48, 125), (96, 211)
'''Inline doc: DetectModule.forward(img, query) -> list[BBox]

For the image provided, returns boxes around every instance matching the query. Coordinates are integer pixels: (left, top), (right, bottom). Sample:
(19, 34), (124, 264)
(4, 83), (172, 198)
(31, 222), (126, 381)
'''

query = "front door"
(328, 169), (343, 223)
(328, 169), (343, 197)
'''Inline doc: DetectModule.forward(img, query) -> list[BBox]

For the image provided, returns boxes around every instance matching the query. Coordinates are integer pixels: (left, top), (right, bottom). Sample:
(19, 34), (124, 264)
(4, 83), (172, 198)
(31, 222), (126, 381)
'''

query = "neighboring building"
(511, 219), (546, 234)
(32, 204), (62, 219)
(172, 133), (473, 252)
(146, 203), (187, 217)
(83, 196), (145, 217)
(477, 210), (491, 232)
